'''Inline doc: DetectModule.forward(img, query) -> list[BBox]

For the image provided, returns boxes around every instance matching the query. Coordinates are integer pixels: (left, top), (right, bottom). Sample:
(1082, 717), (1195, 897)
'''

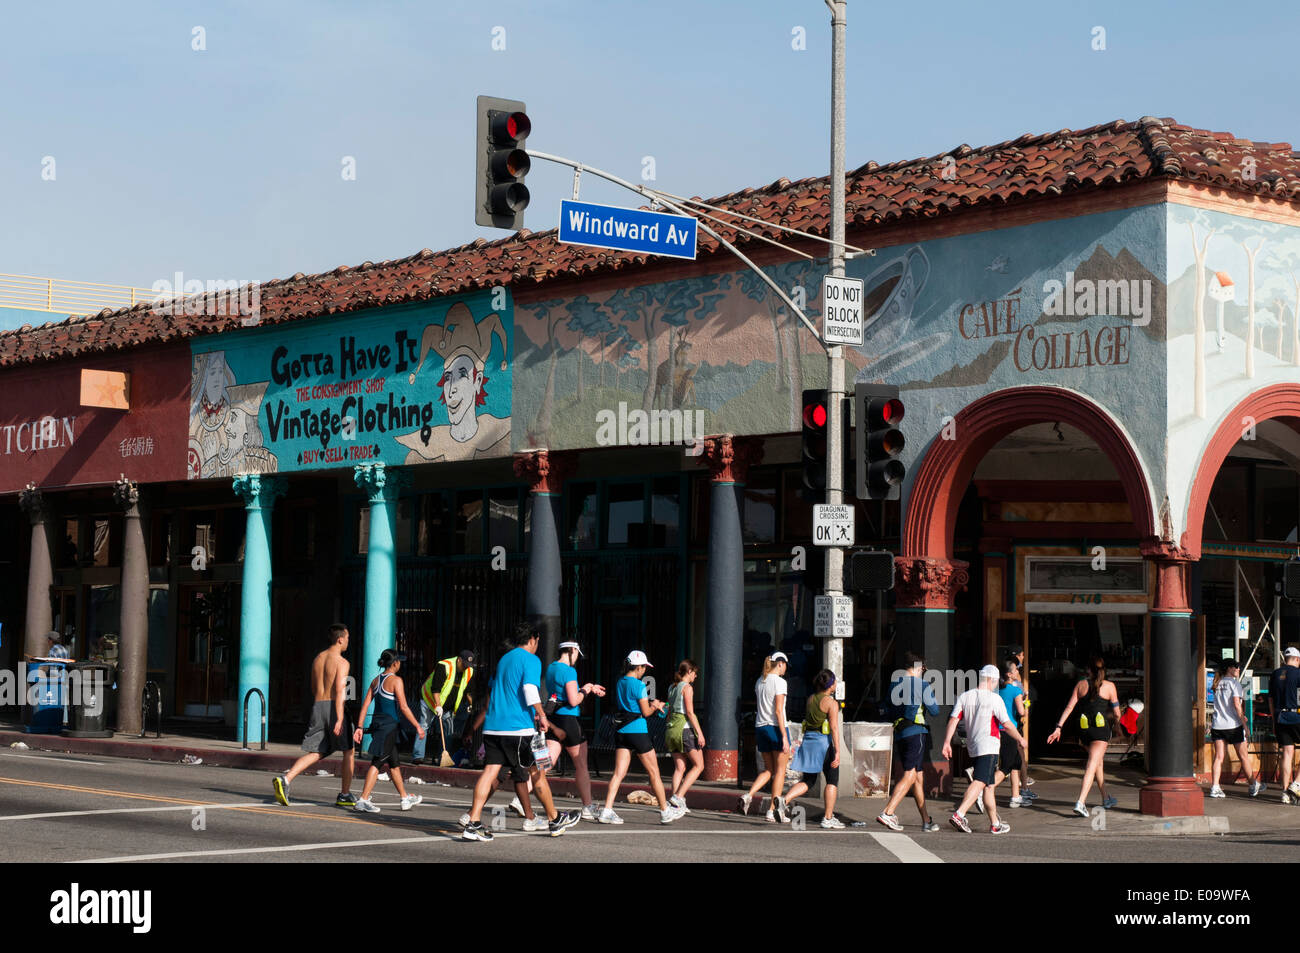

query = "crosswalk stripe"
(870, 831), (944, 862)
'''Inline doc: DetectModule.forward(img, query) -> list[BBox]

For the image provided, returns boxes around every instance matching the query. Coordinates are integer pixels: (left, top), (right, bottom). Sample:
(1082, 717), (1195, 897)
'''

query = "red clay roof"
(4, 116), (1298, 368)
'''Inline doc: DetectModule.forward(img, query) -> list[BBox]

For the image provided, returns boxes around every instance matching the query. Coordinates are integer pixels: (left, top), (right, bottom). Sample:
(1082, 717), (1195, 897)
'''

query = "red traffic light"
(881, 398), (904, 425)
(803, 401), (828, 430)
(491, 111), (531, 144)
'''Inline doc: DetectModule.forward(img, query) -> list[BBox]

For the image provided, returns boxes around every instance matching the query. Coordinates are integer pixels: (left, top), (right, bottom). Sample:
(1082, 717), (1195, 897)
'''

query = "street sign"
(814, 594), (854, 638)
(822, 275), (864, 346)
(813, 503), (855, 547)
(558, 199), (697, 260)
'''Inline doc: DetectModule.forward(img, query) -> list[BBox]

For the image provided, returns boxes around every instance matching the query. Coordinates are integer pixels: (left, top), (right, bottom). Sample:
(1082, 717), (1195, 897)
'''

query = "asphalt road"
(1, 747), (1298, 864)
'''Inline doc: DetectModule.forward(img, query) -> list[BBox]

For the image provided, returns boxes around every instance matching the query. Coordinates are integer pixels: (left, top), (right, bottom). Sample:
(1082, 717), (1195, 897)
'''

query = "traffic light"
(475, 95), (531, 229)
(856, 383), (906, 500)
(1286, 559), (1300, 602)
(801, 389), (831, 498)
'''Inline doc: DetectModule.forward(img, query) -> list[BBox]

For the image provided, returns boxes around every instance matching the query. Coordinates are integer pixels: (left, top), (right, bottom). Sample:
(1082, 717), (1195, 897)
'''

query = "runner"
(412, 650), (475, 765)
(1208, 658), (1264, 799)
(877, 652), (941, 832)
(350, 649), (425, 813)
(1046, 657), (1120, 817)
(1270, 648), (1300, 803)
(784, 669), (845, 829)
(666, 659), (706, 814)
(542, 640), (606, 820)
(273, 623), (357, 808)
(941, 664), (1025, 834)
(997, 657), (1030, 808)
(462, 622), (578, 842)
(749, 652), (793, 823)
(599, 651), (685, 825)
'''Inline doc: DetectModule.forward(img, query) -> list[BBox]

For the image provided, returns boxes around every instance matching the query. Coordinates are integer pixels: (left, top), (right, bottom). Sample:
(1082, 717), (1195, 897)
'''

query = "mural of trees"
(735, 260), (814, 430)
(565, 295), (615, 402)
(528, 298), (567, 444)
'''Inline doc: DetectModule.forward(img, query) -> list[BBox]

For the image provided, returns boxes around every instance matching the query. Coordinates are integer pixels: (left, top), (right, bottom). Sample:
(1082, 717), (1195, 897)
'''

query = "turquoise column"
(353, 463), (410, 732)
(232, 474), (286, 742)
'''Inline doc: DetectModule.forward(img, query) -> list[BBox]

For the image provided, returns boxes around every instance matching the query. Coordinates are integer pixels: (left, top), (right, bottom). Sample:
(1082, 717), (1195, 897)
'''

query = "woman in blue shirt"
(351, 649), (425, 814)
(543, 641), (606, 821)
(598, 651), (684, 826)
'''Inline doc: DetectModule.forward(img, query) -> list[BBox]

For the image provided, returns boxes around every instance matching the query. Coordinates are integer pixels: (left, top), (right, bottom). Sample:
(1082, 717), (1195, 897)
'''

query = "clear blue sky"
(0, 0), (1294, 296)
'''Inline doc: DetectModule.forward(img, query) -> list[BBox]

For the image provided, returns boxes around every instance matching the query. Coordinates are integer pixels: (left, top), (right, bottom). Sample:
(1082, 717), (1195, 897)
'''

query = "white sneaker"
(400, 794), (423, 811)
(964, 766), (974, 783)
(670, 794), (690, 813)
(581, 803), (600, 821)
(660, 805), (685, 824)
(1209, 786), (1226, 799)
(598, 807), (623, 825)
(876, 812), (904, 832)
(522, 815), (547, 832)
(738, 793), (753, 815)
(765, 809), (777, 823)
(1009, 795), (1024, 808)
(1073, 802), (1089, 817)
(376, 773), (389, 782)
(508, 796), (527, 817)
(973, 796), (985, 814)
(458, 812), (471, 827)
(820, 816), (846, 829)
(774, 796), (791, 823)
(1288, 780), (1300, 798)
(353, 798), (380, 813)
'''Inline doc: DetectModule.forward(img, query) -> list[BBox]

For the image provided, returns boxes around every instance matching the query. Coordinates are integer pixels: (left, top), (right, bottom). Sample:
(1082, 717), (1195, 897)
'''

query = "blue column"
(354, 463), (410, 730)
(232, 474), (286, 742)
(514, 450), (575, 663)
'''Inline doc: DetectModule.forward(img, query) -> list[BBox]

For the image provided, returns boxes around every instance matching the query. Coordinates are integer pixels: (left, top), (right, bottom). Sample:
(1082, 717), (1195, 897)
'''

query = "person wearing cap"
(542, 641), (606, 820)
(1270, 647), (1300, 803)
(413, 650), (476, 765)
(743, 652), (793, 823)
(942, 664), (1026, 834)
(598, 651), (684, 825)
(351, 649), (425, 813)
(1208, 658), (1264, 799)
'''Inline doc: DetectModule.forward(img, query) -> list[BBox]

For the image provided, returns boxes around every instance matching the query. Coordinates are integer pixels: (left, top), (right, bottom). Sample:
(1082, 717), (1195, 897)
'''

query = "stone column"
(701, 434), (764, 782)
(893, 555), (970, 795)
(354, 463), (410, 731)
(232, 474), (286, 742)
(18, 484), (54, 662)
(1139, 541), (1203, 817)
(513, 450), (577, 664)
(114, 477), (149, 735)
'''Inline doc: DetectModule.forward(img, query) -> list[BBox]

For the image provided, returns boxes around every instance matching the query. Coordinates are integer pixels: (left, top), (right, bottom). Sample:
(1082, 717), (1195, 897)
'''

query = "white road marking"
(0, 752), (105, 766)
(81, 831), (524, 862)
(869, 831), (944, 862)
(0, 801), (263, 822)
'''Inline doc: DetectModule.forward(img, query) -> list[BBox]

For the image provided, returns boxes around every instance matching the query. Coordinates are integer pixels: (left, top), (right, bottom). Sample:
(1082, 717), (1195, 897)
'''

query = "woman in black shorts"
(598, 651), (683, 826)
(784, 669), (844, 829)
(543, 641), (606, 820)
(1209, 658), (1263, 798)
(1047, 658), (1119, 817)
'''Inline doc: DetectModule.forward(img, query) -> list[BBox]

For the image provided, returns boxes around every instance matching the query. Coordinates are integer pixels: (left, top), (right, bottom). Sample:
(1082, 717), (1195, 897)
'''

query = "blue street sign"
(558, 199), (697, 260)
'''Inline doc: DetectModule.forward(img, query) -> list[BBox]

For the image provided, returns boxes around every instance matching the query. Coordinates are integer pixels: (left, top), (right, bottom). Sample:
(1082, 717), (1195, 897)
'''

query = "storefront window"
(147, 588), (169, 671)
(1256, 465), (1299, 542)
(742, 470), (778, 544)
(783, 470), (812, 541)
(651, 476), (680, 548)
(567, 481), (598, 551)
(488, 488), (521, 552)
(607, 482), (645, 547)
(86, 585), (121, 660)
(356, 505), (369, 555)
(742, 557), (817, 716)
(59, 519), (79, 567)
(1205, 462), (1249, 541)
(417, 492), (449, 556)
(395, 497), (414, 556)
(455, 490), (485, 555)
(92, 519), (111, 567)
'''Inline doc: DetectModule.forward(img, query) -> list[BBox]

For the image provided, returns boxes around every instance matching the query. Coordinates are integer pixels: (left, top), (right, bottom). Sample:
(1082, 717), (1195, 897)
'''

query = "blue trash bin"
(25, 662), (67, 735)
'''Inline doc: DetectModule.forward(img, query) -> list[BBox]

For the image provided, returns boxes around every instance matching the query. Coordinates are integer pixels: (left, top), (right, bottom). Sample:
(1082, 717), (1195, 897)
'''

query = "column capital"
(18, 483), (47, 523)
(513, 449), (578, 494)
(233, 473), (288, 510)
(113, 474), (141, 515)
(894, 556), (971, 610)
(353, 462), (410, 504)
(702, 434), (764, 484)
(1140, 539), (1197, 613)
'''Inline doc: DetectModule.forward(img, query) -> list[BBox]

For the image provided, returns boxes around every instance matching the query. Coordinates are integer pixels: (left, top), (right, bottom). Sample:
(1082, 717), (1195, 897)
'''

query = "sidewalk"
(5, 724), (1300, 834)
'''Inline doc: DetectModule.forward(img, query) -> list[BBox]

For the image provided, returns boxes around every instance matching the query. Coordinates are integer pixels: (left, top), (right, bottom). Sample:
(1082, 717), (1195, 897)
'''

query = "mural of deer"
(653, 326), (696, 409)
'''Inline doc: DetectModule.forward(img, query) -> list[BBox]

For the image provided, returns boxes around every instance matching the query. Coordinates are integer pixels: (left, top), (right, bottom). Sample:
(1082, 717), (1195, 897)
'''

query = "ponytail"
(761, 657), (777, 679)
(674, 659), (699, 684)
(1090, 657), (1105, 696)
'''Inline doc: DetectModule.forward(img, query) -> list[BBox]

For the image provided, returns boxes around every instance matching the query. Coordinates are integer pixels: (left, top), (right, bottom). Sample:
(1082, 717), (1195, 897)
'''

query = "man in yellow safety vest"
(413, 650), (475, 764)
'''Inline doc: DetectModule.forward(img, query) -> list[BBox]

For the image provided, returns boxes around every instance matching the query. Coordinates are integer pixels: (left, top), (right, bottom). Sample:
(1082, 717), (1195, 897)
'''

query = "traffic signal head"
(855, 383), (906, 500)
(476, 95), (531, 229)
(801, 389), (829, 494)
(849, 550), (896, 591)
(1286, 559), (1300, 603)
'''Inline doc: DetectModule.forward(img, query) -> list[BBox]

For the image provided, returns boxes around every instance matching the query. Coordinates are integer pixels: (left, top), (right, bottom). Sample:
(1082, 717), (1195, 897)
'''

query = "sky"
(0, 0), (1296, 313)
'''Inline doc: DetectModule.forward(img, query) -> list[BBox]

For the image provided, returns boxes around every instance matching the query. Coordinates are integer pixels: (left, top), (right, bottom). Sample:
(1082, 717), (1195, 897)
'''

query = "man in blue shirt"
(1271, 647), (1300, 803)
(877, 652), (941, 832)
(462, 621), (579, 842)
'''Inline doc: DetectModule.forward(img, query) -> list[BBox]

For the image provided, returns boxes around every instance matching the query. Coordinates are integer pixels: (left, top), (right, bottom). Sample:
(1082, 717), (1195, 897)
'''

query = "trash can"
(24, 662), (67, 735)
(66, 661), (115, 738)
(845, 722), (893, 797)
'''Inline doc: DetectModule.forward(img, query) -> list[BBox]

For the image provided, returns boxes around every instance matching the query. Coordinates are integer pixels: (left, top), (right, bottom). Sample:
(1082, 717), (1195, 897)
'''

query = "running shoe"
(1009, 796), (1023, 808)
(400, 794), (423, 811)
(973, 795), (985, 814)
(272, 776), (289, 806)
(670, 794), (690, 813)
(660, 805), (685, 824)
(922, 819), (941, 833)
(376, 772), (389, 782)
(550, 810), (580, 836)
(1288, 780), (1300, 798)
(774, 796), (791, 823)
(990, 821), (1011, 835)
(1283, 792), (1294, 805)
(1102, 796), (1118, 810)
(354, 798), (380, 813)
(598, 807), (624, 825)
(1250, 780), (1266, 797)
(765, 809), (777, 823)
(523, 816), (547, 832)
(462, 822), (494, 842)
(335, 792), (357, 809)
(964, 766), (974, 783)
(1073, 802), (1089, 817)
(1021, 789), (1038, 801)
(738, 793), (753, 816)
(876, 812), (904, 832)
(1024, 776), (1035, 786)
(458, 811), (472, 827)
(1209, 786), (1226, 799)
(949, 812), (971, 833)
(820, 816), (846, 830)
(508, 796), (527, 817)
(581, 803), (600, 821)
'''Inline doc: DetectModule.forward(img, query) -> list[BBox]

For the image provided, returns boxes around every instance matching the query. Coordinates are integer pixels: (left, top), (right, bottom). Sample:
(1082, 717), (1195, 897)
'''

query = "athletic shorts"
(302, 700), (354, 756)
(1211, 726), (1245, 744)
(1278, 723), (1300, 747)
(368, 716), (400, 770)
(999, 733), (1023, 773)
(616, 731), (654, 755)
(969, 753), (998, 786)
(896, 733), (926, 772)
(756, 724), (788, 753)
(548, 714), (585, 748)
(485, 733), (535, 783)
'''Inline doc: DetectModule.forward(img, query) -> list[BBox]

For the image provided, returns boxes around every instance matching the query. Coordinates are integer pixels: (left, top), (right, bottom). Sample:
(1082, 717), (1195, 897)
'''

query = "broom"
(437, 714), (455, 768)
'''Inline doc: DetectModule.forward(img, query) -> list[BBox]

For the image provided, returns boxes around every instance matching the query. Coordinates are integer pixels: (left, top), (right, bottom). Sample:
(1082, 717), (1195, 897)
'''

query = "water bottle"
(530, 731), (552, 771)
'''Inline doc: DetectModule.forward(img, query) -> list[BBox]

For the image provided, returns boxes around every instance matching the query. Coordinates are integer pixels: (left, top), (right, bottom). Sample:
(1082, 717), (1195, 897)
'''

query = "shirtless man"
(272, 624), (357, 808)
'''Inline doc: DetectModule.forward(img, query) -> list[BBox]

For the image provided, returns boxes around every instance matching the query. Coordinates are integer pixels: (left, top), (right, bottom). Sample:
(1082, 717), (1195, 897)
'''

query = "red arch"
(1183, 383), (1300, 559)
(903, 385), (1157, 559)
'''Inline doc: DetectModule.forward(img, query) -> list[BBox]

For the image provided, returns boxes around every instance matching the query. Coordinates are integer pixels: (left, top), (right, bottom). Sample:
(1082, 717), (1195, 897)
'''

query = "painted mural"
(1165, 204), (1300, 540)
(188, 293), (512, 478)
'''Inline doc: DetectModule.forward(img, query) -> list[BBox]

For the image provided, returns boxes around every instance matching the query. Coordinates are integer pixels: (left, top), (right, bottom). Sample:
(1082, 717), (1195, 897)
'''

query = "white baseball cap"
(560, 641), (584, 657)
(979, 664), (1000, 680)
(1287, 647), (1300, 659)
(769, 652), (789, 664)
(626, 650), (653, 668)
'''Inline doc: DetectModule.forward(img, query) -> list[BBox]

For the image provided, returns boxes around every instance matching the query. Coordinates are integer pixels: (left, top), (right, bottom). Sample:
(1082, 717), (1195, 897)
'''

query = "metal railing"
(140, 681), (162, 738)
(0, 273), (172, 318)
(242, 688), (267, 751)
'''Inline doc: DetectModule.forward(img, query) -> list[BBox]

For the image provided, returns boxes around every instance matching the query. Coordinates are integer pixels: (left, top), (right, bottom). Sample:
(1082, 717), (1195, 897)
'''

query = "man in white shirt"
(942, 664), (1026, 834)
